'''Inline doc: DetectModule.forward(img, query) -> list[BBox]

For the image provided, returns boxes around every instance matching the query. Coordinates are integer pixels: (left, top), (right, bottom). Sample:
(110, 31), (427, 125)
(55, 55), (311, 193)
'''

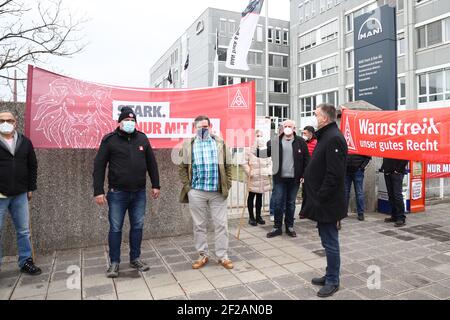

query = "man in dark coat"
(302, 103), (347, 298)
(381, 158), (409, 227)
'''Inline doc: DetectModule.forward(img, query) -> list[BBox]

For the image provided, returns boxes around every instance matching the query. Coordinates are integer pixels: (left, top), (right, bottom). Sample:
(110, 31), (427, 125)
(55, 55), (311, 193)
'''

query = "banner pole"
(265, 0), (269, 118)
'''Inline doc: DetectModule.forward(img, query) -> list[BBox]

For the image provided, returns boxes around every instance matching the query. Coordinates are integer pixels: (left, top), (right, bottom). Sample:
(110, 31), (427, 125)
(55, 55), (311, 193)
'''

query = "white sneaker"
(270, 215), (274, 222)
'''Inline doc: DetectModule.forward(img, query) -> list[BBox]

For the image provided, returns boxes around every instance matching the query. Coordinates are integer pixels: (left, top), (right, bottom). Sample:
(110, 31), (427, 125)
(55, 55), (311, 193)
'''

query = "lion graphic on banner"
(34, 78), (116, 148)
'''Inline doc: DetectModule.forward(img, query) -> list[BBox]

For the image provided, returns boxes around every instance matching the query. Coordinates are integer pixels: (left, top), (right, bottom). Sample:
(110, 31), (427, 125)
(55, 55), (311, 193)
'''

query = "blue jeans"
(272, 178), (300, 229)
(345, 169), (365, 216)
(318, 222), (340, 286)
(0, 193), (33, 268)
(107, 189), (146, 264)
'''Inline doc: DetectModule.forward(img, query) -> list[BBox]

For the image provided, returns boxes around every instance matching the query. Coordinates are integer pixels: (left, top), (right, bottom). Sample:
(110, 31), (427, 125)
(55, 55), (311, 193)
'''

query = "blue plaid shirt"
(192, 136), (219, 192)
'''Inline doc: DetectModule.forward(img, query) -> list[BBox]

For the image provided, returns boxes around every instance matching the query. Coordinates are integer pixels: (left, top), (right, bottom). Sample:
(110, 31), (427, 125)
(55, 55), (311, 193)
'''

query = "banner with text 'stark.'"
(25, 66), (255, 149)
(341, 108), (450, 163)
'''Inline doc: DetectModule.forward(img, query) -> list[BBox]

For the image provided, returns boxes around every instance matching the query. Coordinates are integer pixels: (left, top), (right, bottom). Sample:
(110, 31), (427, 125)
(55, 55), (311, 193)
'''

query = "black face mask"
(197, 128), (210, 140)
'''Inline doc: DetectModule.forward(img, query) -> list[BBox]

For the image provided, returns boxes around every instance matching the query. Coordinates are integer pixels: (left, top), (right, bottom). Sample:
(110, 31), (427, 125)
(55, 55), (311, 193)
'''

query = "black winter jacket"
(267, 133), (310, 184)
(381, 158), (409, 174)
(347, 154), (371, 173)
(0, 133), (37, 196)
(93, 128), (160, 196)
(302, 122), (348, 223)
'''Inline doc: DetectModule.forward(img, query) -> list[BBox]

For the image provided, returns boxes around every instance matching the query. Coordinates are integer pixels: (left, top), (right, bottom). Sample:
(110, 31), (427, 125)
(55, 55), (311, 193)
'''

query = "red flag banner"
(25, 66), (255, 149)
(340, 108), (450, 163)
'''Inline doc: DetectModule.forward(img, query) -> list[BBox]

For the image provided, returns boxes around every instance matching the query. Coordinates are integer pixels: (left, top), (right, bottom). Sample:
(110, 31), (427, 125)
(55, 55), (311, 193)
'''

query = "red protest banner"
(340, 108), (450, 163)
(25, 65), (255, 149)
(426, 163), (450, 179)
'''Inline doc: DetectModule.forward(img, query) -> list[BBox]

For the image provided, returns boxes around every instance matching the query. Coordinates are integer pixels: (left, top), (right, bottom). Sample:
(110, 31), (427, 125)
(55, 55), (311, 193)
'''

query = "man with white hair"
(0, 109), (41, 275)
(267, 119), (309, 238)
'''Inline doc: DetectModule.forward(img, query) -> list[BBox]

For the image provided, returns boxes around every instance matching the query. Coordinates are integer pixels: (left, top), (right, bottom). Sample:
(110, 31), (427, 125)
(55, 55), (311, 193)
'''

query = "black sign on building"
(354, 5), (397, 111)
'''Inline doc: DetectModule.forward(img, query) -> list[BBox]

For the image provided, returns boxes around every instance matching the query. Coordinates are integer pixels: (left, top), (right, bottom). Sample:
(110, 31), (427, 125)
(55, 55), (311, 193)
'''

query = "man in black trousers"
(302, 103), (348, 298)
(381, 158), (409, 227)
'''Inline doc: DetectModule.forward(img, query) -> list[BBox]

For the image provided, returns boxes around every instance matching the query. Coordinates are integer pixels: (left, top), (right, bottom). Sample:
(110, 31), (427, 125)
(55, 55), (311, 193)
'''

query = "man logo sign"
(358, 17), (383, 41)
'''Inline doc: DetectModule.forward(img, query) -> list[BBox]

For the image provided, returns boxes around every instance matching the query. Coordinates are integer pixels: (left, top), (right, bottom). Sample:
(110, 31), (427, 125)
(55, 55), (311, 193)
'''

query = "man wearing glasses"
(0, 109), (41, 275)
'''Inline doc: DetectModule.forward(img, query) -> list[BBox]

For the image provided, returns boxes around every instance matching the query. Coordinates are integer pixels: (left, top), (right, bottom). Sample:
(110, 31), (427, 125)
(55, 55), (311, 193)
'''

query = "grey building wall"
(1, 102), (193, 256)
(150, 7), (290, 122)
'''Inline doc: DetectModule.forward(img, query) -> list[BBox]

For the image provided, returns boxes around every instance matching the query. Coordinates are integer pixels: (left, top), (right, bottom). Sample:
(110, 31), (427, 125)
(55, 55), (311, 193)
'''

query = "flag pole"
(265, 0), (269, 117)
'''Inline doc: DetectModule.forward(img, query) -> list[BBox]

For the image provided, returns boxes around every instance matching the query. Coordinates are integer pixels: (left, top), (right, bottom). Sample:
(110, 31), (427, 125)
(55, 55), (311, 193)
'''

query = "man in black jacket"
(302, 104), (347, 298)
(0, 109), (41, 275)
(345, 154), (371, 221)
(266, 119), (309, 238)
(381, 158), (409, 227)
(93, 106), (160, 278)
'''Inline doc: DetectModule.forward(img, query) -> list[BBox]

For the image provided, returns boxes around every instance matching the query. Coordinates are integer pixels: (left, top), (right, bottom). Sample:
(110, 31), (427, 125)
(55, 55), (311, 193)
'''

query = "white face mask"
(283, 127), (293, 136)
(0, 122), (14, 134)
(302, 135), (308, 141)
(256, 137), (265, 147)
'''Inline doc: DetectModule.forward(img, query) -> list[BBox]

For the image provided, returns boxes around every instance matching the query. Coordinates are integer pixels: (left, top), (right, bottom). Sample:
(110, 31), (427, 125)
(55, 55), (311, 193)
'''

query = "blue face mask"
(197, 128), (210, 140)
(121, 120), (136, 134)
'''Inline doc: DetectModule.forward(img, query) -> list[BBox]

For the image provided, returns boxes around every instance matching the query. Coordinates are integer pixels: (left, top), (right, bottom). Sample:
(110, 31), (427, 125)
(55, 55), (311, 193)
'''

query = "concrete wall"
(1, 102), (193, 256)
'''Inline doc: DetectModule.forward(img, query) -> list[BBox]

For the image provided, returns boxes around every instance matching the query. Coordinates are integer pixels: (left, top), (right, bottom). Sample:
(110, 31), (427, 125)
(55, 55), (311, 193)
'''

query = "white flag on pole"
(225, 0), (265, 71)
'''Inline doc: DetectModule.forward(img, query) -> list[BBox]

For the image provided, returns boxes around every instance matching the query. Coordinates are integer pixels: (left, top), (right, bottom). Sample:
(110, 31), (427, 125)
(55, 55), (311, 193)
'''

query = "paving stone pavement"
(1, 203), (450, 300)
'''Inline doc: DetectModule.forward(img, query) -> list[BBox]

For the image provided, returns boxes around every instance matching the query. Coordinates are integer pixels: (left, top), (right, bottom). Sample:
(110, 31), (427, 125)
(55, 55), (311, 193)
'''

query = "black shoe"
(394, 220), (406, 227)
(311, 276), (326, 286)
(248, 219), (257, 226)
(384, 217), (396, 223)
(317, 284), (339, 298)
(286, 227), (297, 237)
(266, 228), (282, 238)
(358, 215), (365, 221)
(20, 258), (42, 276)
(130, 259), (150, 272)
(256, 218), (265, 225)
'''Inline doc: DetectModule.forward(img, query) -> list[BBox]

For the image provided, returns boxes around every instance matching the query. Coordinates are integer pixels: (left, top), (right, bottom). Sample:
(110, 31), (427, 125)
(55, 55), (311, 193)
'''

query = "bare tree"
(0, 0), (87, 100)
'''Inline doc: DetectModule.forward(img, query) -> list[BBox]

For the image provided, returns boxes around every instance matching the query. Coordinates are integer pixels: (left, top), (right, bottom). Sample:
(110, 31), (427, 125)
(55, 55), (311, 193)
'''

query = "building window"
(270, 80), (289, 93)
(256, 25), (263, 42)
(283, 30), (289, 45)
(299, 30), (317, 51)
(300, 64), (317, 81)
(269, 54), (288, 68)
(397, 0), (405, 11)
(220, 20), (227, 34)
(320, 55), (338, 76)
(417, 19), (448, 50)
(218, 76), (234, 86)
(320, 20), (338, 42)
(218, 48), (227, 62)
(320, 0), (326, 13)
(398, 77), (406, 106)
(300, 96), (317, 117)
(247, 52), (263, 65)
(322, 91), (338, 106)
(345, 3), (378, 33)
(299, 5), (304, 24)
(275, 29), (281, 44)
(268, 28), (273, 43)
(398, 33), (406, 55)
(417, 68), (450, 104)
(347, 87), (354, 102)
(346, 50), (354, 69)
(269, 105), (289, 122)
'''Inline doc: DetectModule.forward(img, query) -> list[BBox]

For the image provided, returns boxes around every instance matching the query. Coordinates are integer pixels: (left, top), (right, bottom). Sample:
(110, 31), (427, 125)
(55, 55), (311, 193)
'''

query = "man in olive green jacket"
(179, 115), (233, 269)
